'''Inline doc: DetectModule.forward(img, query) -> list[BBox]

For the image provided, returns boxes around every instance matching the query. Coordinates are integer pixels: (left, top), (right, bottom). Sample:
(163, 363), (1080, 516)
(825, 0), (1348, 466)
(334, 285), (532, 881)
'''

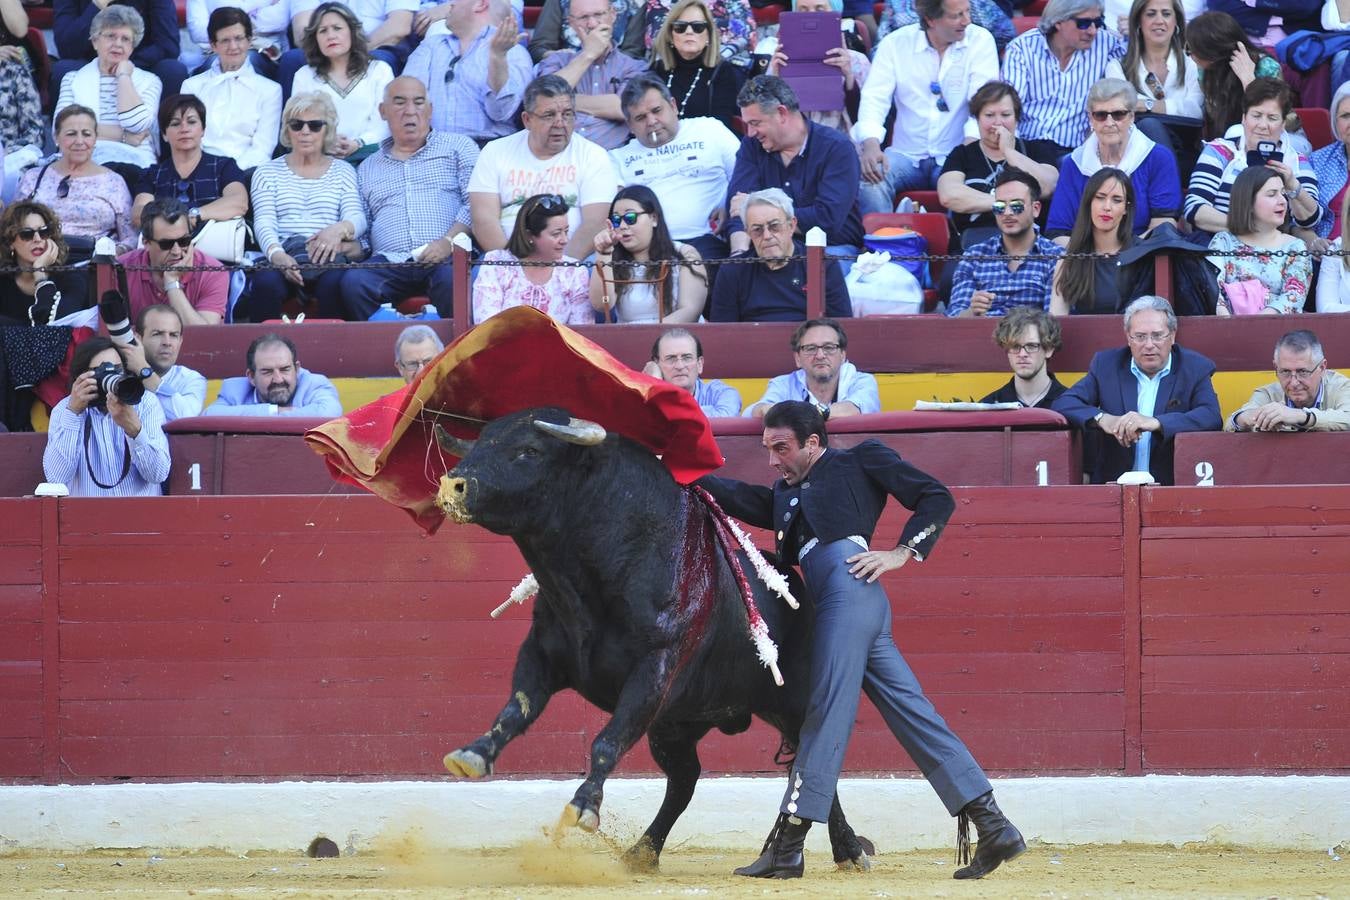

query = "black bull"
(433, 407), (871, 871)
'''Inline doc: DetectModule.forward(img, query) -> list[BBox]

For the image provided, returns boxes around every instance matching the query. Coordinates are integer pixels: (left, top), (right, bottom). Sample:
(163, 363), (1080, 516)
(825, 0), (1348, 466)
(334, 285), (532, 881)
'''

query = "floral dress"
(472, 250), (594, 325)
(1207, 231), (1312, 315)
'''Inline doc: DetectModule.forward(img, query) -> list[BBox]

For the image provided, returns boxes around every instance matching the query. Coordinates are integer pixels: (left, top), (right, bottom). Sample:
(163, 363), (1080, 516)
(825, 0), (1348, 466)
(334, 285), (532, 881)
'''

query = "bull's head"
(435, 409), (608, 530)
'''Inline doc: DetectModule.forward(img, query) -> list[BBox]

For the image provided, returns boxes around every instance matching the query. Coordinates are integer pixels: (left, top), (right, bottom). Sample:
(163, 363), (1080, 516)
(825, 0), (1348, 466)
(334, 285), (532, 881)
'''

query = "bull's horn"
(534, 417), (607, 446)
(435, 424), (477, 458)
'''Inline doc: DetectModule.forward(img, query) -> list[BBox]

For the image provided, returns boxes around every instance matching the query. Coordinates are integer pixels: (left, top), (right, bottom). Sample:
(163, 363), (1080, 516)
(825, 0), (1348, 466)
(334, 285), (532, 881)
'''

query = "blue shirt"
(1311, 141), (1348, 238)
(746, 362), (880, 416)
(359, 131), (479, 260)
(136, 151), (246, 208)
(726, 120), (863, 247)
(693, 378), (743, 418)
(43, 393), (171, 497)
(708, 244), (853, 322)
(1129, 354), (1173, 474)
(403, 24), (532, 141)
(947, 233), (1063, 317)
(203, 367), (343, 418)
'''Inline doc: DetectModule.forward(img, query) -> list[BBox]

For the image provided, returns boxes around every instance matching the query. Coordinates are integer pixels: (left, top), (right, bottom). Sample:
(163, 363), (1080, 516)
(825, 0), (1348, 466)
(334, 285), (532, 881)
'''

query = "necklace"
(666, 66), (703, 116)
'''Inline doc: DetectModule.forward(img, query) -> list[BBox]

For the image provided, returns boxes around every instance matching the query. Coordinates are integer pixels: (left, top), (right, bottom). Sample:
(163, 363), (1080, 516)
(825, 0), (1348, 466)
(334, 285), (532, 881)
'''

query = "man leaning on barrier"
(203, 333), (342, 418)
(1228, 330), (1350, 432)
(118, 198), (226, 326)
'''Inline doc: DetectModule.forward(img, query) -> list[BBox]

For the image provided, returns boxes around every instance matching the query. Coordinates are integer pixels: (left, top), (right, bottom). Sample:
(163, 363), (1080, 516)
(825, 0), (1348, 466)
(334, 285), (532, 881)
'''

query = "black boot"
(953, 791), (1025, 880)
(734, 813), (811, 878)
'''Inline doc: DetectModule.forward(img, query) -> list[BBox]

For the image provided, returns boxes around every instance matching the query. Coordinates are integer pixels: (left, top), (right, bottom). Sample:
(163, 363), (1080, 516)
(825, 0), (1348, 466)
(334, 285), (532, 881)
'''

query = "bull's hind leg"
(622, 723), (711, 873)
(827, 792), (875, 872)
(444, 629), (560, 778)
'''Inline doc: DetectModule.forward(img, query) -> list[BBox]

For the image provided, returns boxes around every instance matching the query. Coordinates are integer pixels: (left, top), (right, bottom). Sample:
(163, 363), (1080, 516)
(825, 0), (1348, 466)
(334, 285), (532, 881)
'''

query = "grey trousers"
(783, 538), (992, 821)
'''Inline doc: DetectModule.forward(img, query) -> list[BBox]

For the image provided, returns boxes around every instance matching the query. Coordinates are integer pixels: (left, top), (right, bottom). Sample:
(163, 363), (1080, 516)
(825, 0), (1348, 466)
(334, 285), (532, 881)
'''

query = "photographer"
(42, 337), (170, 497)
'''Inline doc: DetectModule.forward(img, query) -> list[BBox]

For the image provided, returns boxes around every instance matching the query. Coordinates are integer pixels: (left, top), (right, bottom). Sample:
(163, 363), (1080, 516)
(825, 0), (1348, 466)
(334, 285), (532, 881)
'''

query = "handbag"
(192, 217), (250, 264)
(1221, 278), (1270, 315)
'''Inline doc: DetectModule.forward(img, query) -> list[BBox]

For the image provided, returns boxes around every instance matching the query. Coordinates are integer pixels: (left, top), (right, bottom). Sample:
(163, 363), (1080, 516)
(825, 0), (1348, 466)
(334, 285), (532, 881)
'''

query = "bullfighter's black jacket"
(699, 439), (955, 563)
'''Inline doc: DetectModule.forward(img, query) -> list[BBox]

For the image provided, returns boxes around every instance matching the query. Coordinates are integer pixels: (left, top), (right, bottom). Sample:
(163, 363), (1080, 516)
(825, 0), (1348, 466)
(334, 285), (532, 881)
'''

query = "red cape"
(305, 307), (725, 533)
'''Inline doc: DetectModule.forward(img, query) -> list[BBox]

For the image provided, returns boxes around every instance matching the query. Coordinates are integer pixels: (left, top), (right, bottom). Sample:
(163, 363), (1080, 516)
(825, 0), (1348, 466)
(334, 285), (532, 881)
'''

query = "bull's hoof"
(560, 802), (600, 833)
(622, 837), (660, 873)
(837, 835), (876, 873)
(443, 748), (492, 778)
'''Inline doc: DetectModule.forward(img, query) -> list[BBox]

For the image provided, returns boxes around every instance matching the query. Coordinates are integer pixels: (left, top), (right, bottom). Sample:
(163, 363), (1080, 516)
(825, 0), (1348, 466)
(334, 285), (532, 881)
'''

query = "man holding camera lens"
(42, 337), (171, 497)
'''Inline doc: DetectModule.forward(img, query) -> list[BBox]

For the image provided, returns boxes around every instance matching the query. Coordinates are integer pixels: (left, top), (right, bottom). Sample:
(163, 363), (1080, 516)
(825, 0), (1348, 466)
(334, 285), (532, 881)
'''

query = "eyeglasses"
(214, 35), (250, 46)
(534, 193), (567, 214)
(797, 342), (841, 356)
(98, 30), (133, 44)
(660, 353), (697, 365)
(530, 108), (576, 125)
(444, 53), (462, 84)
(1276, 362), (1324, 380)
(671, 20), (709, 34)
(1071, 15), (1105, 29)
(991, 199), (1027, 215)
(57, 175), (71, 199)
(1127, 330), (1173, 345)
(609, 210), (647, 228)
(1091, 109), (1132, 122)
(930, 81), (949, 113)
(1006, 342), (1043, 355)
(17, 226), (52, 241)
(287, 118), (325, 133)
(397, 357), (437, 372)
(748, 219), (789, 238)
(150, 235), (193, 250)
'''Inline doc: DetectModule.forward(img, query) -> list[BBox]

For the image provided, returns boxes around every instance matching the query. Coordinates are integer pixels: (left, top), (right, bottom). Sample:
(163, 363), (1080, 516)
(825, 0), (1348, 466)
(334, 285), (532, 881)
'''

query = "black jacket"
(699, 439), (955, 563)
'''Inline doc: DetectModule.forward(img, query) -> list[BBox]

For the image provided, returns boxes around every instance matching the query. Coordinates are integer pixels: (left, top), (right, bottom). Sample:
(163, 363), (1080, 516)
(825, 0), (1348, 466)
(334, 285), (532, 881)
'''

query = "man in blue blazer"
(699, 401), (1024, 881)
(1054, 296), (1222, 485)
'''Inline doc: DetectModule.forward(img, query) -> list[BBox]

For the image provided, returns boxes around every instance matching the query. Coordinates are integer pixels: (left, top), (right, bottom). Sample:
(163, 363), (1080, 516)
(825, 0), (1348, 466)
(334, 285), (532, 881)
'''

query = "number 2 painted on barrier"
(188, 462), (202, 492)
(1195, 461), (1214, 486)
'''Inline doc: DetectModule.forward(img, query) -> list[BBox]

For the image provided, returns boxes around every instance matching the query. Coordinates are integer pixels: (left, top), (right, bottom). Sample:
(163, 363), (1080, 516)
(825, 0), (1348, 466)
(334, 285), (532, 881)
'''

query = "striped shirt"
(1184, 131), (1322, 232)
(1002, 27), (1124, 149)
(358, 131), (479, 261)
(42, 394), (170, 497)
(250, 157), (368, 257)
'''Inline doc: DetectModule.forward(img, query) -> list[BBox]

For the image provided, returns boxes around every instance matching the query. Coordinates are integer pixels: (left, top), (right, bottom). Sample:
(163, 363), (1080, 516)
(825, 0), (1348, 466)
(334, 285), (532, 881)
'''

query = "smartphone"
(1246, 141), (1283, 167)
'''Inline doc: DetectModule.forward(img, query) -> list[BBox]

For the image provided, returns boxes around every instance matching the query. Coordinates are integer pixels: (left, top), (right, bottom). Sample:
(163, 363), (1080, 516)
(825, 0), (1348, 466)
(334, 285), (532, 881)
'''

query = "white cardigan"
(1316, 238), (1350, 312)
(291, 61), (394, 148)
(56, 59), (161, 168)
(1105, 53), (1203, 121)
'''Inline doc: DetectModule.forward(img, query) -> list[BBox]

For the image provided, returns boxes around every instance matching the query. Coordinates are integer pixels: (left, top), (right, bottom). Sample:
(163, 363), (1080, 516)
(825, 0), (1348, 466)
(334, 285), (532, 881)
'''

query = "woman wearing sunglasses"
(16, 105), (137, 261)
(246, 91), (366, 322)
(1045, 77), (1181, 246)
(473, 193), (594, 325)
(0, 201), (89, 326)
(590, 185), (707, 322)
(647, 0), (746, 132)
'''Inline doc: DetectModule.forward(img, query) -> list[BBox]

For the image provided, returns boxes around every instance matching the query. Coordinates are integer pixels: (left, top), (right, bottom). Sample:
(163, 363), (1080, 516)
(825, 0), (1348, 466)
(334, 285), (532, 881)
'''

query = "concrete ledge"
(2, 776), (1347, 855)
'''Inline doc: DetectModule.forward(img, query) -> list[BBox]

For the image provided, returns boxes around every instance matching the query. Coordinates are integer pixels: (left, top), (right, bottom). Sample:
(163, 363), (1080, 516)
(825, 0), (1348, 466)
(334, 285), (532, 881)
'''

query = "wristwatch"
(137, 366), (153, 380)
(189, 207), (201, 224)
(1144, 98), (1155, 112)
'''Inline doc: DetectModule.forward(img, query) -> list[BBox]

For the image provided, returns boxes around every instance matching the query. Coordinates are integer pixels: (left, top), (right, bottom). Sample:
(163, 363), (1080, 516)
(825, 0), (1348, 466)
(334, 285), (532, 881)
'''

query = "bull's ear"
(435, 424), (477, 458)
(534, 417), (607, 446)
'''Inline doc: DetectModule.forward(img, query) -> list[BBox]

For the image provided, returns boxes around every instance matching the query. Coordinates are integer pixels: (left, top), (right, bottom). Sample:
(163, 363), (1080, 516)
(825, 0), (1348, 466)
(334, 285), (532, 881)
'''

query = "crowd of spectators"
(8, 0), (1350, 493)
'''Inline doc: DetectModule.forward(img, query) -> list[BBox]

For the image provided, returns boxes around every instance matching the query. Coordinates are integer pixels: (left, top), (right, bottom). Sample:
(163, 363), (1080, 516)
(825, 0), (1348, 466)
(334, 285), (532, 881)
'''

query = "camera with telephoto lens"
(91, 362), (145, 410)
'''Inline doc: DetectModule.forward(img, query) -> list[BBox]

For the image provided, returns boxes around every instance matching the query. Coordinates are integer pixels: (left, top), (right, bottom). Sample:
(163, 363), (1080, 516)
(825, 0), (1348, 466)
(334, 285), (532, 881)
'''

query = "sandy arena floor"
(5, 834), (1345, 899)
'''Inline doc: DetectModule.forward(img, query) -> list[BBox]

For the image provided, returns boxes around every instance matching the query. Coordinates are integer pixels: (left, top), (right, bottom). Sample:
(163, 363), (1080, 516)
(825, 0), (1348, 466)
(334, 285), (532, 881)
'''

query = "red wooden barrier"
(2, 486), (1347, 784)
(1174, 432), (1350, 487)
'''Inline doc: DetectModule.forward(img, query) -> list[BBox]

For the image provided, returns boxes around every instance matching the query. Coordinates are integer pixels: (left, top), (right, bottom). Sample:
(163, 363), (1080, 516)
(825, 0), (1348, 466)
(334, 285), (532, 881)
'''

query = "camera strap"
(83, 414), (132, 491)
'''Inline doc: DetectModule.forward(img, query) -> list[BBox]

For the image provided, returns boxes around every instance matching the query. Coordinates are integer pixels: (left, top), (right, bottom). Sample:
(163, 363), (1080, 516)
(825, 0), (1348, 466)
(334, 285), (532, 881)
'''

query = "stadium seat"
(524, 4), (541, 28)
(752, 4), (783, 26)
(1023, 0), (1048, 13)
(24, 27), (51, 111)
(862, 211), (951, 312)
(1297, 107), (1334, 151)
(896, 189), (945, 214)
(1013, 16), (1039, 34)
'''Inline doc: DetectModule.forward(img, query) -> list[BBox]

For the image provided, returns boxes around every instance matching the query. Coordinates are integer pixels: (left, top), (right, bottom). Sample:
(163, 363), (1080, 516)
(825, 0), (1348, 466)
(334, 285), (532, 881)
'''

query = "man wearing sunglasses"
(1002, 0), (1124, 160)
(535, 0), (648, 150)
(855, 0), (999, 215)
(947, 167), (1062, 317)
(116, 198), (226, 326)
(1228, 330), (1350, 433)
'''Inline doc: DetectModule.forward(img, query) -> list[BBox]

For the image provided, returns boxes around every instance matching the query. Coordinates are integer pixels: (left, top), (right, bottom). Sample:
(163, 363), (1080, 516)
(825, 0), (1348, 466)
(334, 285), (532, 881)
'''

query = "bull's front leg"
(444, 627), (561, 778)
(561, 652), (671, 833)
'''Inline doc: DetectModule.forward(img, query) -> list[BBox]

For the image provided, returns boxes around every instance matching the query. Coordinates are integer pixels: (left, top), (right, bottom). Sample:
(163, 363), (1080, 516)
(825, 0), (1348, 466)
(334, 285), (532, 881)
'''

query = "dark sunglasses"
(287, 118), (325, 133)
(671, 20), (709, 34)
(150, 235), (193, 250)
(534, 193), (566, 214)
(609, 210), (645, 228)
(991, 199), (1027, 215)
(17, 226), (52, 241)
(1072, 15), (1106, 29)
(57, 175), (71, 199)
(930, 81), (948, 113)
(1090, 109), (1132, 122)
(444, 53), (462, 84)
(175, 178), (193, 204)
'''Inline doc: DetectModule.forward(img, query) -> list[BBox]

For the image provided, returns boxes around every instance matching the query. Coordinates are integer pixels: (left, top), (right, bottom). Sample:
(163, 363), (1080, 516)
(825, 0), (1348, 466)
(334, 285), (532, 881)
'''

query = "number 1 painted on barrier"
(188, 462), (202, 491)
(1035, 460), (1048, 486)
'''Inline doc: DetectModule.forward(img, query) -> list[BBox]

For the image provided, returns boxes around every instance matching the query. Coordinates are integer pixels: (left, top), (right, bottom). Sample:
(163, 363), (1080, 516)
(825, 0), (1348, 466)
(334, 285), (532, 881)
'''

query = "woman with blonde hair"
(245, 91), (366, 322)
(648, 0), (745, 131)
